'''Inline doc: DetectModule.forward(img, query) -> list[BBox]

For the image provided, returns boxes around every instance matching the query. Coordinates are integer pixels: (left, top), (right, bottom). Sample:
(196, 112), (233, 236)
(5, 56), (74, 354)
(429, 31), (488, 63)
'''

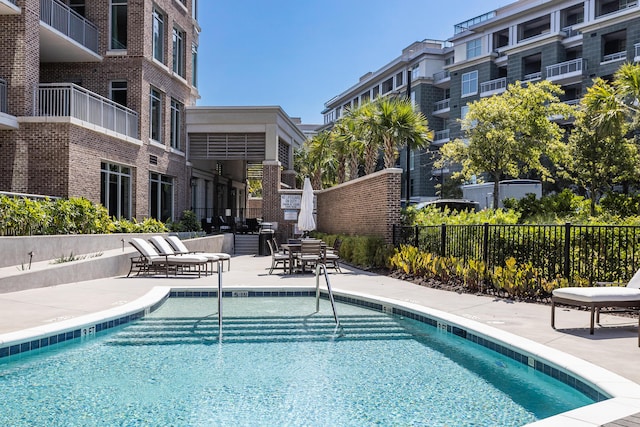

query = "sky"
(196, 0), (508, 124)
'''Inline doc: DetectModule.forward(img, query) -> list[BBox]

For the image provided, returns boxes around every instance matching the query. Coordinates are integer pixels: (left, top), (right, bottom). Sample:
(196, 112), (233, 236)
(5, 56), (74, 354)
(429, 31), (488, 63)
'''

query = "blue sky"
(197, 1), (507, 124)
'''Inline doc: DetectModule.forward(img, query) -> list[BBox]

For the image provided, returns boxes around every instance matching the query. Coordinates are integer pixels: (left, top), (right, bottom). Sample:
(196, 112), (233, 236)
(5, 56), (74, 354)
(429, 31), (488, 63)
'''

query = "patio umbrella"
(297, 177), (316, 237)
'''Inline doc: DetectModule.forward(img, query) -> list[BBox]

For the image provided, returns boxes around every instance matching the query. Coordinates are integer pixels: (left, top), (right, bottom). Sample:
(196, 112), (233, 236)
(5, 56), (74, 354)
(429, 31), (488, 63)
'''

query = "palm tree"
(613, 63), (640, 128)
(333, 108), (365, 181)
(369, 97), (432, 169)
(306, 131), (336, 189)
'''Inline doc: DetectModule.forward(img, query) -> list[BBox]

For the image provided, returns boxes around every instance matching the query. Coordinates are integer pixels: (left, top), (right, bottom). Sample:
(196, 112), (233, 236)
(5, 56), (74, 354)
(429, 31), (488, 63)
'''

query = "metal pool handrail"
(315, 263), (340, 327)
(217, 260), (223, 340)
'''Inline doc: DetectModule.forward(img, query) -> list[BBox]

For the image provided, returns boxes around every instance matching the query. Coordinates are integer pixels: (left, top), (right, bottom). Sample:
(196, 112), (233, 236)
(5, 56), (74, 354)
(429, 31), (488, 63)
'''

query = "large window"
(172, 27), (185, 77)
(110, 81), (127, 107)
(461, 70), (478, 97)
(150, 173), (173, 222)
(170, 99), (182, 150)
(110, 0), (127, 50)
(191, 43), (198, 87)
(150, 87), (162, 142)
(101, 162), (131, 219)
(152, 8), (164, 63)
(466, 38), (482, 59)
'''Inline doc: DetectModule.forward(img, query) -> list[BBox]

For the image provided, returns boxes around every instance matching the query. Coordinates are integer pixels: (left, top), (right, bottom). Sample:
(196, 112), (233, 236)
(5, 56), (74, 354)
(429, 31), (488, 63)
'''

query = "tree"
(437, 80), (573, 209)
(612, 62), (640, 128)
(369, 96), (432, 169)
(306, 131), (336, 190)
(567, 78), (639, 215)
(332, 108), (366, 182)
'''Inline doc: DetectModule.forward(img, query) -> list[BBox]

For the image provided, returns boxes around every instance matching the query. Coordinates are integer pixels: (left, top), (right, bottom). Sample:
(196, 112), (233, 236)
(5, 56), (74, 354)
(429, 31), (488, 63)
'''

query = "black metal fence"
(393, 223), (640, 284)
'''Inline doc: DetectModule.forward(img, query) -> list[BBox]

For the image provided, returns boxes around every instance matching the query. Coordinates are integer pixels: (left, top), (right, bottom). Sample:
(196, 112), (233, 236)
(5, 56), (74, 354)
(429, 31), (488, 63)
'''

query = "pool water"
(0, 297), (593, 426)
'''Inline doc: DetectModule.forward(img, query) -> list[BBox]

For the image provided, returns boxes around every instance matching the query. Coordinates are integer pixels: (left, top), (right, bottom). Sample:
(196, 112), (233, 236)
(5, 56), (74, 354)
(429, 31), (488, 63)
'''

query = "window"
(372, 86), (380, 99)
(101, 162), (131, 219)
(352, 97), (359, 108)
(411, 64), (420, 80)
(150, 88), (162, 142)
(150, 173), (174, 222)
(111, 0), (127, 50)
(461, 70), (478, 97)
(382, 77), (393, 94)
(170, 99), (182, 150)
(192, 0), (198, 20)
(70, 0), (85, 16)
(460, 105), (469, 120)
(466, 38), (482, 59)
(191, 44), (198, 87)
(396, 71), (404, 87)
(172, 27), (185, 77)
(110, 81), (127, 107)
(152, 8), (164, 63)
(361, 91), (370, 104)
(409, 150), (415, 171)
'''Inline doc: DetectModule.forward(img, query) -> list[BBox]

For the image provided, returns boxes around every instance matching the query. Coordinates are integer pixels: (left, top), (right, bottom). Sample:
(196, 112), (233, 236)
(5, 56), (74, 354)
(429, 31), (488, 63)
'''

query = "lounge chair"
(129, 238), (209, 277)
(149, 236), (219, 274)
(164, 235), (232, 271)
(267, 239), (289, 274)
(551, 269), (640, 346)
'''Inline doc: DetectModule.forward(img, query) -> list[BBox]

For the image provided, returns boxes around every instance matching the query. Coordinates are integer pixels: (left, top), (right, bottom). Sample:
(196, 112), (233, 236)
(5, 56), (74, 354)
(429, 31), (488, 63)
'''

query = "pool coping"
(1, 284), (639, 426)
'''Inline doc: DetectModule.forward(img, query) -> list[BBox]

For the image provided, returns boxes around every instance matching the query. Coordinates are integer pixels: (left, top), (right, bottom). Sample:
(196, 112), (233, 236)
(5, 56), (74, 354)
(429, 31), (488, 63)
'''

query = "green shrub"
(313, 232), (390, 269)
(168, 210), (201, 232)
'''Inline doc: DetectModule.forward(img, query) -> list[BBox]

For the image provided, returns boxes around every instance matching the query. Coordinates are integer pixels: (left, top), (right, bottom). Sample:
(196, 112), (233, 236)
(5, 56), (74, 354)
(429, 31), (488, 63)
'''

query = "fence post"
(482, 222), (489, 264)
(440, 223), (446, 256)
(414, 225), (419, 249)
(564, 222), (571, 279)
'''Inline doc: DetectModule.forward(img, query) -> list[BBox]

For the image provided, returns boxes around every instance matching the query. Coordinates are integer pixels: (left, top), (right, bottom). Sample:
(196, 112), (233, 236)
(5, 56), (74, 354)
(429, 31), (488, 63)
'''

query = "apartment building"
(322, 0), (640, 200)
(0, 0), (199, 222)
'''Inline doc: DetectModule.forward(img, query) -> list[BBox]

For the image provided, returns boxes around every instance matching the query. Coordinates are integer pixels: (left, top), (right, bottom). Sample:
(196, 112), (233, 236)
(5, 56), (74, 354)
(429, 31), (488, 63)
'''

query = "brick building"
(0, 0), (199, 222)
(322, 0), (640, 201)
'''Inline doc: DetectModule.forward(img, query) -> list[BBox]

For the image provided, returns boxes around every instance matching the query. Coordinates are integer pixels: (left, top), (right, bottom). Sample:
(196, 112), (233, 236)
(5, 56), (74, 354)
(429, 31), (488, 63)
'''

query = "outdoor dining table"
(281, 241), (327, 274)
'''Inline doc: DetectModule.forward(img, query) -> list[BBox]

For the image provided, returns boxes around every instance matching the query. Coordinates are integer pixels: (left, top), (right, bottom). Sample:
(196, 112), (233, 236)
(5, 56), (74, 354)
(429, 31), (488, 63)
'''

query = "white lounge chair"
(551, 269), (640, 346)
(129, 238), (209, 277)
(165, 235), (231, 272)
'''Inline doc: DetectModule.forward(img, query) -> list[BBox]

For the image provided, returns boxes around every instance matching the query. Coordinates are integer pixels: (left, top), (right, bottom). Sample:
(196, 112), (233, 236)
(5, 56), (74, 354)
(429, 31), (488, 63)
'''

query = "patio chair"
(129, 238), (209, 277)
(324, 238), (342, 273)
(164, 235), (231, 272)
(295, 239), (323, 273)
(551, 268), (640, 346)
(267, 239), (289, 274)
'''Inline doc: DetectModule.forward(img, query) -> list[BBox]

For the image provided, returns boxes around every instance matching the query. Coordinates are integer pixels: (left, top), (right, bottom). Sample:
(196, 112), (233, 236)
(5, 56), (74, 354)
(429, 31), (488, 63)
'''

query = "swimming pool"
(0, 294), (597, 426)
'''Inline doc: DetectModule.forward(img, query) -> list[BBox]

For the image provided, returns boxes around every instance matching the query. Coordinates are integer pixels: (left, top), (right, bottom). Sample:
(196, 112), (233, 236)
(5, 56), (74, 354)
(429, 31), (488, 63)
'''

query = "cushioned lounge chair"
(129, 238), (209, 277)
(165, 235), (231, 272)
(150, 236), (219, 274)
(551, 269), (640, 346)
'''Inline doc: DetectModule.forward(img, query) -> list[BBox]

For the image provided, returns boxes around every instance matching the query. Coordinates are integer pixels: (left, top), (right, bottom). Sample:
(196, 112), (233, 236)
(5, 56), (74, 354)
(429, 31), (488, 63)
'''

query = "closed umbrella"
(297, 177), (316, 237)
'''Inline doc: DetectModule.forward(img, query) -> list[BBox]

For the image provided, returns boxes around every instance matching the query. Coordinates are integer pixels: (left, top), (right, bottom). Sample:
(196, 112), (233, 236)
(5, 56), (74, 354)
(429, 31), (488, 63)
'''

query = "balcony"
(0, 79), (18, 130)
(34, 83), (139, 139)
(546, 58), (584, 85)
(432, 98), (450, 118)
(39, 0), (101, 63)
(602, 51), (626, 63)
(433, 70), (451, 88)
(432, 129), (450, 146)
(635, 43), (640, 62)
(480, 77), (507, 97)
(523, 72), (542, 83)
(561, 26), (580, 38)
(0, 0), (19, 15)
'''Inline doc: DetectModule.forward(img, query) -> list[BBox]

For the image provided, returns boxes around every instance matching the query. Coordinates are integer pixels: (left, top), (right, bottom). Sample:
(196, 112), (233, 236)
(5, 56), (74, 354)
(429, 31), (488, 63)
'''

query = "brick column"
(262, 160), (281, 222)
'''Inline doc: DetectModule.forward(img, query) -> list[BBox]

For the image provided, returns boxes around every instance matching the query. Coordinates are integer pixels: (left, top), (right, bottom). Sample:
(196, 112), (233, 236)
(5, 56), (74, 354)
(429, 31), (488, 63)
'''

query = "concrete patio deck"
(0, 254), (639, 425)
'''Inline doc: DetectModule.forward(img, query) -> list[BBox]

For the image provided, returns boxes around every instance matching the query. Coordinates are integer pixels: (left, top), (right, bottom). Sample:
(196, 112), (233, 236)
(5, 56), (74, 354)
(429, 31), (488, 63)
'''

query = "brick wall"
(316, 168), (402, 244)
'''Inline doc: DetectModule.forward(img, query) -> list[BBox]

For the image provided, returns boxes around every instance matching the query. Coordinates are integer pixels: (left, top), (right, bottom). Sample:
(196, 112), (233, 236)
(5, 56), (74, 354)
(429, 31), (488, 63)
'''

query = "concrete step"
(234, 234), (259, 255)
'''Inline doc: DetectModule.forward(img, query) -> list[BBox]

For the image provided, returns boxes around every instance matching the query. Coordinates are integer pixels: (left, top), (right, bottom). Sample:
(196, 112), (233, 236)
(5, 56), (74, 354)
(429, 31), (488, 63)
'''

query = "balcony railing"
(603, 51), (626, 62)
(0, 79), (6, 114)
(454, 11), (496, 33)
(523, 72), (542, 82)
(433, 98), (450, 112)
(40, 0), (98, 54)
(35, 83), (139, 139)
(480, 77), (507, 95)
(433, 129), (450, 142)
(433, 70), (450, 82)
(546, 58), (583, 79)
(561, 26), (580, 38)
